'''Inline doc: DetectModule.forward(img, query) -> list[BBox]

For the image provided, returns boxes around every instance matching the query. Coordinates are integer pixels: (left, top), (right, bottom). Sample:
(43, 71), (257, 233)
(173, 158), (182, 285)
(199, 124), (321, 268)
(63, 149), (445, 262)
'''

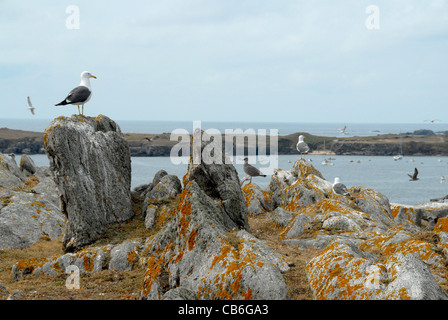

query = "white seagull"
(332, 177), (350, 196)
(296, 135), (310, 159)
(55, 71), (97, 115)
(27, 96), (36, 115)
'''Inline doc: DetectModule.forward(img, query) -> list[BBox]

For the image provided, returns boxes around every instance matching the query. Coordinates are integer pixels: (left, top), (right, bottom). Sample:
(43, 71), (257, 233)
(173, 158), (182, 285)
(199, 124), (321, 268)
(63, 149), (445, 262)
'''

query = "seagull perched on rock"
(408, 168), (419, 181)
(27, 96), (36, 115)
(243, 157), (266, 184)
(55, 71), (97, 115)
(332, 177), (350, 196)
(296, 135), (310, 159)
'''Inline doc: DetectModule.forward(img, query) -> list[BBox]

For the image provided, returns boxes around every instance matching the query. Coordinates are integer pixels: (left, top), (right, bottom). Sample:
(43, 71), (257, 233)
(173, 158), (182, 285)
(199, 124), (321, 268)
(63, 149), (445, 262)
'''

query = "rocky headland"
(1, 115), (448, 300)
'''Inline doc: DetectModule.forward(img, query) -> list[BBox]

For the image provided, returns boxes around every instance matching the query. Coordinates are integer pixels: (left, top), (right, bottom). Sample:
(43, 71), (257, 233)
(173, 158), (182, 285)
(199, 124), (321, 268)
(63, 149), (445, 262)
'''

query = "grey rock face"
(19, 154), (37, 175)
(145, 175), (182, 201)
(44, 115), (134, 252)
(184, 134), (249, 230)
(0, 157), (65, 249)
(0, 153), (25, 188)
(109, 239), (142, 271)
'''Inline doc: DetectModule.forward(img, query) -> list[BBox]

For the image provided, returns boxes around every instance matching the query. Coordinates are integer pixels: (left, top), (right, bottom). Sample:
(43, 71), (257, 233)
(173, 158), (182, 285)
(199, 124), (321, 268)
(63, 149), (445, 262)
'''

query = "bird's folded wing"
(65, 86), (91, 104)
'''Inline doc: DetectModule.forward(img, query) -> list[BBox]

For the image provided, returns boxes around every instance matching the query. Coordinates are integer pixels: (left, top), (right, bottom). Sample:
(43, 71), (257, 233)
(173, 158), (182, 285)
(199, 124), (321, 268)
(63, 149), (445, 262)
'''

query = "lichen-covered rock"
(383, 253), (448, 300)
(391, 202), (448, 231)
(269, 159), (327, 211)
(351, 187), (393, 228)
(280, 214), (312, 239)
(241, 183), (274, 215)
(11, 245), (113, 280)
(19, 154), (37, 176)
(139, 181), (289, 300)
(0, 165), (65, 250)
(306, 239), (448, 300)
(145, 175), (182, 201)
(360, 226), (445, 269)
(10, 237), (145, 280)
(44, 115), (134, 252)
(109, 239), (142, 271)
(268, 207), (294, 227)
(163, 287), (198, 300)
(0, 190), (65, 249)
(144, 204), (157, 229)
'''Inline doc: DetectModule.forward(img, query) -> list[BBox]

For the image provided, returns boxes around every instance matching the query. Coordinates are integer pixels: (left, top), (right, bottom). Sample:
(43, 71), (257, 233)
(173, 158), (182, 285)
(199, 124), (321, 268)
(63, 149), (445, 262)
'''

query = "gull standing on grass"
(55, 71), (97, 115)
(243, 157), (266, 184)
(296, 135), (310, 159)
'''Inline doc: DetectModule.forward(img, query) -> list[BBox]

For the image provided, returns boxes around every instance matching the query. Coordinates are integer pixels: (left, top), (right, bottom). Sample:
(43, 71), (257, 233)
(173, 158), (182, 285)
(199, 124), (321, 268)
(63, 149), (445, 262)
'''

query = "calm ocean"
(3, 118), (448, 206)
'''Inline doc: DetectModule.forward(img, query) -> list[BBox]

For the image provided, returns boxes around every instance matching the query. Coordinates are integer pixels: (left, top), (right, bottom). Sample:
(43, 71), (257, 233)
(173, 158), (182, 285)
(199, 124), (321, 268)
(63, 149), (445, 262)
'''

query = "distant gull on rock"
(332, 177), (350, 196)
(243, 157), (266, 184)
(27, 96), (36, 115)
(55, 71), (97, 115)
(296, 135), (310, 159)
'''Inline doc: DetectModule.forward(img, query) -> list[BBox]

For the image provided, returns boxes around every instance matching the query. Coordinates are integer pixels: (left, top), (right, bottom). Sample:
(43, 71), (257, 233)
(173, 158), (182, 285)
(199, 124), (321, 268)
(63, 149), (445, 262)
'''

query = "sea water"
(27, 153), (448, 206)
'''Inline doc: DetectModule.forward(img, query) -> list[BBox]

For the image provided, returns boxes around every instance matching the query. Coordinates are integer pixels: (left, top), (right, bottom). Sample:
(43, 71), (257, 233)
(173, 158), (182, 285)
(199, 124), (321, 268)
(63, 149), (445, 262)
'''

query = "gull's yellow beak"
(91, 75), (97, 79)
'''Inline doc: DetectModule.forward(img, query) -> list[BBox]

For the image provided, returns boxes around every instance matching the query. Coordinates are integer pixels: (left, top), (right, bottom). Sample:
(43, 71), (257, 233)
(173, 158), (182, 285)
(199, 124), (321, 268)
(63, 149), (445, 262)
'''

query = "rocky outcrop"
(139, 181), (290, 300)
(11, 238), (144, 280)
(0, 153), (65, 249)
(241, 183), (274, 215)
(44, 115), (134, 252)
(6, 148), (448, 300)
(265, 159), (448, 300)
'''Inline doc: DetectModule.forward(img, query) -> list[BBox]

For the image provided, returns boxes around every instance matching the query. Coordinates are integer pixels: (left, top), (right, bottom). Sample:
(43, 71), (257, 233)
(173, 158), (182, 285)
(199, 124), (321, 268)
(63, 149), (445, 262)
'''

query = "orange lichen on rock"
(434, 217), (448, 233)
(13, 257), (49, 277)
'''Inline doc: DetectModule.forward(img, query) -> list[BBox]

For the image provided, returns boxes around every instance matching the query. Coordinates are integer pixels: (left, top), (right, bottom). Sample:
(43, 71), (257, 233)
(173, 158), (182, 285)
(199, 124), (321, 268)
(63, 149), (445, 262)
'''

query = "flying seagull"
(408, 168), (419, 181)
(296, 135), (310, 159)
(55, 71), (97, 115)
(27, 96), (35, 115)
(332, 177), (350, 196)
(424, 119), (442, 123)
(338, 126), (347, 134)
(243, 157), (266, 184)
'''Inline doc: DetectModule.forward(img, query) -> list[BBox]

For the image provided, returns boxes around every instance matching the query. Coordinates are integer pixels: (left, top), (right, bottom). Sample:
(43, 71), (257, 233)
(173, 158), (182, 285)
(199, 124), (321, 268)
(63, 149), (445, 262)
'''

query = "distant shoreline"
(1, 127), (447, 157)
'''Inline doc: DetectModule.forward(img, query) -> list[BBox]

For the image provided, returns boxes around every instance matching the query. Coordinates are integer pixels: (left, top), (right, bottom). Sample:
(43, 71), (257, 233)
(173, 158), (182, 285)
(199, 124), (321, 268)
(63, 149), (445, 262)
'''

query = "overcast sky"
(0, 0), (447, 123)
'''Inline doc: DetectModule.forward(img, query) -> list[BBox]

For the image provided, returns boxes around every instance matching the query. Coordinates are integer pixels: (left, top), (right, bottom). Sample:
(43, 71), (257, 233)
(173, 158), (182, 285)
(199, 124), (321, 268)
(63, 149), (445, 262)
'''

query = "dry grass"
(248, 215), (319, 300)
(0, 233), (146, 300)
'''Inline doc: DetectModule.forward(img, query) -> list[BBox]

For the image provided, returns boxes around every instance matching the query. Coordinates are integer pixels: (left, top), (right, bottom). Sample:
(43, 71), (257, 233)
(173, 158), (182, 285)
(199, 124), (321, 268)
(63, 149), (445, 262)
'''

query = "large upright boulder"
(183, 131), (249, 230)
(44, 115), (134, 252)
(140, 181), (290, 300)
